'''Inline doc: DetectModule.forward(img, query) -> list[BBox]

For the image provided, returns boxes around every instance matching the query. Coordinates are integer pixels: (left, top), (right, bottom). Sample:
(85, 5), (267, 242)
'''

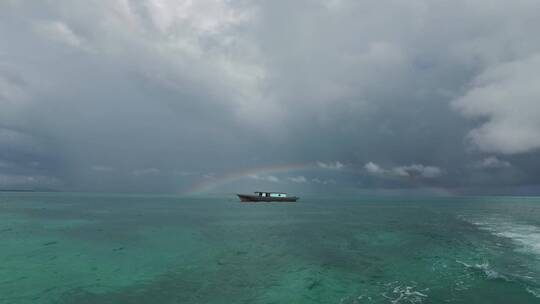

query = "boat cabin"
(237, 191), (298, 202)
(254, 192), (288, 198)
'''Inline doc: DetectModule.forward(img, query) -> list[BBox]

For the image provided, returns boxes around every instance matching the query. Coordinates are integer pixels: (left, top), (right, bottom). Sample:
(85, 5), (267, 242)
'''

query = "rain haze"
(2, 0), (540, 195)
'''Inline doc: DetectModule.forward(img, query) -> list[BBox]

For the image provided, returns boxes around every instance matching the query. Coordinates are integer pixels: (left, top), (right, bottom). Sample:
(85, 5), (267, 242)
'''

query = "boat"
(237, 192), (299, 202)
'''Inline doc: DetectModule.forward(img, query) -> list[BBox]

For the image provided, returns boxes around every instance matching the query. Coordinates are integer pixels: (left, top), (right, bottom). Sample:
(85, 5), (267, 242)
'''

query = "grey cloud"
(311, 178), (336, 185)
(0, 173), (62, 189)
(365, 162), (443, 179)
(132, 168), (160, 176)
(248, 174), (280, 183)
(287, 176), (308, 183)
(35, 21), (84, 48)
(1, 0), (540, 193)
(173, 170), (198, 177)
(474, 157), (511, 169)
(92, 165), (114, 172)
(392, 165), (443, 179)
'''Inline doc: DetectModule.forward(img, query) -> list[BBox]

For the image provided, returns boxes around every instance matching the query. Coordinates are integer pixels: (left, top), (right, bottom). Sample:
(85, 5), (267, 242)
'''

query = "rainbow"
(187, 162), (327, 194)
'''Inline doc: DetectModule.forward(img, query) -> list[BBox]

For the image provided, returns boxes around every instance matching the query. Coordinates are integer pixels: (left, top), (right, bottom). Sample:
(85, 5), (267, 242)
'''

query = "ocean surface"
(1, 193), (540, 304)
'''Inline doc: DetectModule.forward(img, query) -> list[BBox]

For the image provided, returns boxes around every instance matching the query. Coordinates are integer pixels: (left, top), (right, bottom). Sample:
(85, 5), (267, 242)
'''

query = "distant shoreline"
(0, 189), (59, 192)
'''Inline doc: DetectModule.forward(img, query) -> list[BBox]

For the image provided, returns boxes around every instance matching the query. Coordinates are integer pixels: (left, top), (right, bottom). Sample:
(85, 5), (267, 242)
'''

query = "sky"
(1, 0), (540, 195)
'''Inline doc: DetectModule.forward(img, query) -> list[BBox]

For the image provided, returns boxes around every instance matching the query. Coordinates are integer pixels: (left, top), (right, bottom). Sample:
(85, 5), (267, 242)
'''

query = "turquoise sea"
(1, 192), (540, 303)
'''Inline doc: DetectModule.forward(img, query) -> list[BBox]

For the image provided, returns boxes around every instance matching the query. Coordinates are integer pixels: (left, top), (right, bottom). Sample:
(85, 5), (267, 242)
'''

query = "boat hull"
(237, 194), (299, 202)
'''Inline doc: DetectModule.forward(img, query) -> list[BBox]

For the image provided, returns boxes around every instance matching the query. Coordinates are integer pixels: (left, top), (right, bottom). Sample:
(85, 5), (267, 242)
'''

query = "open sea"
(1, 192), (540, 303)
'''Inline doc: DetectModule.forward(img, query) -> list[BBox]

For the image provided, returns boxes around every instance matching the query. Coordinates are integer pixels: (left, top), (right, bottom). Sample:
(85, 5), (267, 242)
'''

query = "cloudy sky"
(1, 0), (540, 195)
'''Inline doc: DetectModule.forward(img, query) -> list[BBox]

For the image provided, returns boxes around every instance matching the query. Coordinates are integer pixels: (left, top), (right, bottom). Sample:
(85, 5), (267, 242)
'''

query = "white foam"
(526, 286), (540, 298)
(456, 260), (507, 280)
(468, 217), (540, 257)
(381, 283), (428, 304)
(462, 216), (540, 296)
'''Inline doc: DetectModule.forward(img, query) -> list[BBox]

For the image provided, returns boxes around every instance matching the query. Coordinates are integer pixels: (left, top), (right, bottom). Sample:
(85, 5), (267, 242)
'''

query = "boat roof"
(254, 191), (287, 194)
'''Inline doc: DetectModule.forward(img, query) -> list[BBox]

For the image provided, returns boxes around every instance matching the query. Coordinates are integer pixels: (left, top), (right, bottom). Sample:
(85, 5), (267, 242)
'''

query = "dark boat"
(237, 192), (299, 202)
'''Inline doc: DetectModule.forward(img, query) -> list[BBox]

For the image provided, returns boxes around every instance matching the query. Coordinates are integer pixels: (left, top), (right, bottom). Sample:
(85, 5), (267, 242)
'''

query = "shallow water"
(1, 193), (540, 303)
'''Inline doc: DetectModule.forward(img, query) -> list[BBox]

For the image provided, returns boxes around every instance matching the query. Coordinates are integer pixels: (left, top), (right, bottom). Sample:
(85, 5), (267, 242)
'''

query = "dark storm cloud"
(1, 0), (540, 193)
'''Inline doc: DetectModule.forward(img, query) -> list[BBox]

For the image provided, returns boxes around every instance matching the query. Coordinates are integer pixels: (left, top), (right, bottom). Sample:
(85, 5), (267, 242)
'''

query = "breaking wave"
(456, 260), (507, 281)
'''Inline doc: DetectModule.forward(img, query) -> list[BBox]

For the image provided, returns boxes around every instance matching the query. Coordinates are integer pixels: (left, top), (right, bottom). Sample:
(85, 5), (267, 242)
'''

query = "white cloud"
(474, 156), (511, 169)
(287, 176), (307, 183)
(364, 162), (385, 174)
(317, 161), (344, 170)
(145, 0), (253, 34)
(453, 54), (540, 154)
(365, 162), (443, 178)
